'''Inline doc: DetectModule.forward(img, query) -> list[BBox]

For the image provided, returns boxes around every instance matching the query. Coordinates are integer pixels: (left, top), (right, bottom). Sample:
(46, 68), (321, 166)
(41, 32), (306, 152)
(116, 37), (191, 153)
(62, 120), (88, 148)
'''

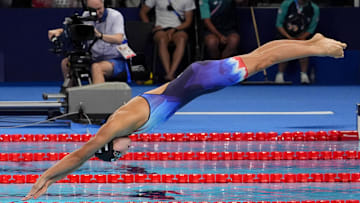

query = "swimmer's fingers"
(22, 184), (43, 200)
(22, 179), (52, 200)
(22, 186), (41, 200)
(22, 193), (33, 200)
(32, 182), (51, 199)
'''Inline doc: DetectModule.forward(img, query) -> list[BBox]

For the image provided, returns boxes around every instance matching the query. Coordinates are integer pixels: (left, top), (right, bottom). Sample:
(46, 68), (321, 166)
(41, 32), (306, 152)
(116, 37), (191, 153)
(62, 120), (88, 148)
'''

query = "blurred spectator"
(139, 0), (195, 82)
(0, 0), (12, 8)
(236, 0), (257, 6)
(12, 0), (32, 7)
(125, 0), (141, 7)
(274, 0), (319, 84)
(32, 0), (53, 7)
(328, 0), (354, 7)
(52, 0), (82, 8)
(199, 0), (240, 59)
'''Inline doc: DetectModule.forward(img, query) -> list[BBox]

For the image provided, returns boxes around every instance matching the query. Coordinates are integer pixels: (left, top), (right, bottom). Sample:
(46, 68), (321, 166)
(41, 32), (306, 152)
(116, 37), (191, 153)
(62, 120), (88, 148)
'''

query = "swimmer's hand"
(22, 177), (55, 200)
(22, 131), (118, 200)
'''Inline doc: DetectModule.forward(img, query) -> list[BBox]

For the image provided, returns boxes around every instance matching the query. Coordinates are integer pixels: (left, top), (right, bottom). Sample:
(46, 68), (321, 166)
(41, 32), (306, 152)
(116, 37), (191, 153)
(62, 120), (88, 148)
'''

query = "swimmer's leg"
(239, 33), (347, 77)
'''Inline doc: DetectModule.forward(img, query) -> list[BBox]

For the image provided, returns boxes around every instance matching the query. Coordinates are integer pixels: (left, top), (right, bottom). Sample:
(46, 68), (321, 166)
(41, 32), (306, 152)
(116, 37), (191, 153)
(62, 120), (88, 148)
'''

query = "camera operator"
(48, 0), (129, 88)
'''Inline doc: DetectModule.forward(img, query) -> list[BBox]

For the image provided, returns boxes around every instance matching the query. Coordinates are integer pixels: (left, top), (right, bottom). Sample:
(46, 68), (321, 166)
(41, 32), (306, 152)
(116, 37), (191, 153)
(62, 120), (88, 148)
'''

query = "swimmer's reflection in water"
(128, 190), (182, 200)
(121, 165), (150, 174)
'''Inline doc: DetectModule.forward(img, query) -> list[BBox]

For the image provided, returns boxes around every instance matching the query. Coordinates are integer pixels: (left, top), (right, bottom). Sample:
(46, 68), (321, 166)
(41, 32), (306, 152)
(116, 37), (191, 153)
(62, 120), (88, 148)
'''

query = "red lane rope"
(2, 172), (360, 184)
(1, 150), (359, 162)
(0, 130), (358, 142)
(15, 201), (360, 203)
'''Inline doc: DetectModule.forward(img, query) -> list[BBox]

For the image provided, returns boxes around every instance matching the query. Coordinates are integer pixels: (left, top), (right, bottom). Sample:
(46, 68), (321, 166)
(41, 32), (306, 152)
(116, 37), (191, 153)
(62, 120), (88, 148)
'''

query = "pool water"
(1, 141), (360, 202)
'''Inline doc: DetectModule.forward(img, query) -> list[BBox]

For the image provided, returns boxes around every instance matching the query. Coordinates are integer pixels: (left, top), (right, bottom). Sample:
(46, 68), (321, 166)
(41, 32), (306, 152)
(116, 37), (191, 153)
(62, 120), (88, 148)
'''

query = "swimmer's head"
(95, 136), (131, 162)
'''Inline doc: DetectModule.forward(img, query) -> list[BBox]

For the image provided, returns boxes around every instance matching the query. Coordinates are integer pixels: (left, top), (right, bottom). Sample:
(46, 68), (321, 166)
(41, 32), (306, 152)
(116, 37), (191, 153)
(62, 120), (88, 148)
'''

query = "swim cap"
(94, 140), (123, 162)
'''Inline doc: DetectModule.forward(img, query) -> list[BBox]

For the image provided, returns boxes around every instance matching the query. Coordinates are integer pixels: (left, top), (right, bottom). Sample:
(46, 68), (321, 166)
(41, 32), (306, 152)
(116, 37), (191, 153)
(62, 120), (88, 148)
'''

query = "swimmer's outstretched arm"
(22, 135), (111, 200)
(22, 99), (150, 200)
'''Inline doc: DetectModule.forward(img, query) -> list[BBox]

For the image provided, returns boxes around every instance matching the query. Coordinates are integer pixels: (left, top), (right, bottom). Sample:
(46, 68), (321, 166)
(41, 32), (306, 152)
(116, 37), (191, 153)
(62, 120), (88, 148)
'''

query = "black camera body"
(51, 8), (98, 87)
(51, 9), (97, 55)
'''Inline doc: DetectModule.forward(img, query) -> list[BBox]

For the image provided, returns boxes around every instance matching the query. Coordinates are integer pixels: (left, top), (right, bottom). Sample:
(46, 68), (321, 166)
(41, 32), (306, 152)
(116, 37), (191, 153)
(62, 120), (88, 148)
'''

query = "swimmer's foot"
(311, 33), (347, 58)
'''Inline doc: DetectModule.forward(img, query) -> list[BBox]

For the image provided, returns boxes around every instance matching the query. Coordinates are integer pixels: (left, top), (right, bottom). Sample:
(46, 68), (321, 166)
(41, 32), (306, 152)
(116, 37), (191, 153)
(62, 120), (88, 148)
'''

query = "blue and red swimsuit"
(136, 56), (248, 133)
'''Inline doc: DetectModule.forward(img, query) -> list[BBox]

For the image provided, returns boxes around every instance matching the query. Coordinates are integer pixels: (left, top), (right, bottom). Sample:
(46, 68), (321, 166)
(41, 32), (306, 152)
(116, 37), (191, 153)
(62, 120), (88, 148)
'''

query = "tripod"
(61, 50), (93, 92)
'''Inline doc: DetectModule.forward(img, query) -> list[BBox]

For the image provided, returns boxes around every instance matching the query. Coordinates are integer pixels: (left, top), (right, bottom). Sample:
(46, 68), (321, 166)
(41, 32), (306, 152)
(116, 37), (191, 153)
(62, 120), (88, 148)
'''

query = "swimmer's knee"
(257, 55), (277, 71)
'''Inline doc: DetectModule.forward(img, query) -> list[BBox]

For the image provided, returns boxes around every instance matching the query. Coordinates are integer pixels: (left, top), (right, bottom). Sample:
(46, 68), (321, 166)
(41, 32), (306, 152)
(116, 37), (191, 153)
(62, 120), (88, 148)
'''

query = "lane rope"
(2, 172), (360, 184)
(1, 150), (359, 162)
(0, 130), (358, 142)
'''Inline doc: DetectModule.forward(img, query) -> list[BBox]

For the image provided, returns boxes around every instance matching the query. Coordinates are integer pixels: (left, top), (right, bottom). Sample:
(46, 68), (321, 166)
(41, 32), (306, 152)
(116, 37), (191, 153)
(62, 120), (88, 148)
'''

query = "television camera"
(50, 7), (99, 88)
(0, 5), (132, 125)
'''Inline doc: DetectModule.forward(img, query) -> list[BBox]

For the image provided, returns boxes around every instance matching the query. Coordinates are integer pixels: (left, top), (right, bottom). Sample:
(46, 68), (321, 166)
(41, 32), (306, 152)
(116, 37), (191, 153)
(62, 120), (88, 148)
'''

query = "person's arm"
(94, 29), (124, 44)
(277, 27), (294, 40)
(276, 0), (293, 39)
(203, 18), (226, 42)
(295, 3), (320, 41)
(94, 10), (126, 44)
(302, 3), (319, 39)
(139, 4), (152, 23)
(22, 109), (141, 200)
(22, 135), (109, 200)
(295, 31), (311, 40)
(48, 28), (64, 40)
(166, 9), (194, 40)
(175, 10), (193, 31)
(198, 0), (225, 42)
(140, 4), (162, 31)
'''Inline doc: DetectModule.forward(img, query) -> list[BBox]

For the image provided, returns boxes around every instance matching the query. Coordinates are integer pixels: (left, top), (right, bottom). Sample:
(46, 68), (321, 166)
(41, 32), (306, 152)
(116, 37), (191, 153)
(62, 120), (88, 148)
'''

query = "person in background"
(31, 0), (53, 8)
(139, 0), (196, 82)
(199, 0), (241, 59)
(48, 0), (129, 89)
(274, 0), (319, 84)
(11, 0), (31, 7)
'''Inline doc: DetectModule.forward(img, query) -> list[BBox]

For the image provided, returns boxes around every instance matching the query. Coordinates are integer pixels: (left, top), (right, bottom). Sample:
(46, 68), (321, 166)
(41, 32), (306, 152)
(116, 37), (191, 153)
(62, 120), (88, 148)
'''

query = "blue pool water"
(1, 141), (360, 202)
(2, 183), (360, 202)
(1, 85), (360, 202)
